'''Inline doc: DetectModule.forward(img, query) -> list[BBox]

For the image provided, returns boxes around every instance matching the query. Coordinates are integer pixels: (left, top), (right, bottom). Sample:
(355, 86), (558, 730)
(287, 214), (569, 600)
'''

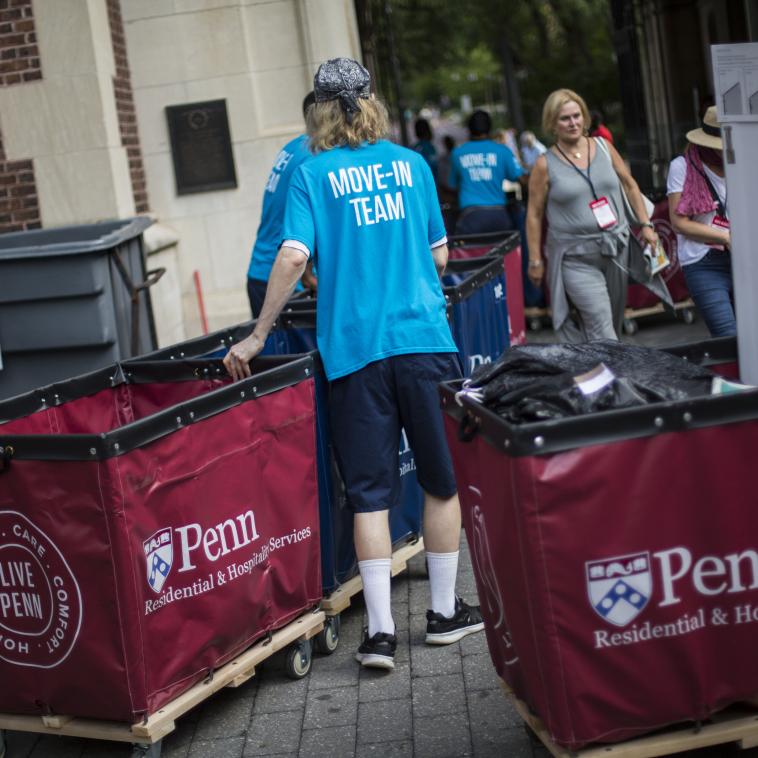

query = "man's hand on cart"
(224, 245), (308, 381)
(224, 333), (265, 381)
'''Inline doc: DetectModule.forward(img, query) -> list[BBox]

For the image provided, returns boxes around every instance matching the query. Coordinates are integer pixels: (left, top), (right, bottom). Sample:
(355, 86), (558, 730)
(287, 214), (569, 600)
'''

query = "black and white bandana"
(313, 58), (371, 123)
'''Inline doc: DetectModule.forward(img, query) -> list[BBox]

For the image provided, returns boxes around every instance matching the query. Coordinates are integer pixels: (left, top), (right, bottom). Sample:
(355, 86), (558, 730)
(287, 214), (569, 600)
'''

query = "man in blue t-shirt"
(449, 109), (523, 235)
(246, 92), (316, 317)
(224, 58), (483, 672)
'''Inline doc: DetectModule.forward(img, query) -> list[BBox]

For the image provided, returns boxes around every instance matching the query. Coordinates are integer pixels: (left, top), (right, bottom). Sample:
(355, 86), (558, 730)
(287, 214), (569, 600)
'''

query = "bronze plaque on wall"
(166, 99), (238, 195)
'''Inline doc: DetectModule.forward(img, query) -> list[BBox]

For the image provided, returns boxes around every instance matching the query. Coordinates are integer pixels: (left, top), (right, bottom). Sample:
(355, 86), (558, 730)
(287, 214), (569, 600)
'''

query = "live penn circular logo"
(0, 511), (83, 668)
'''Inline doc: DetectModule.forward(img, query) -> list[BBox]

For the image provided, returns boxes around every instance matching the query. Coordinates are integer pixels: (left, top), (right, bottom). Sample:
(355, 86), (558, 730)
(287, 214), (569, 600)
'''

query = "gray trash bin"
(0, 216), (161, 400)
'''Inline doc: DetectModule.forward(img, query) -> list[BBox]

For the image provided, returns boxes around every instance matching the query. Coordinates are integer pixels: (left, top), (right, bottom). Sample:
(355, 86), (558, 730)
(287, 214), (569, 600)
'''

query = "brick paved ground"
(5, 535), (758, 757)
(3, 537), (538, 758)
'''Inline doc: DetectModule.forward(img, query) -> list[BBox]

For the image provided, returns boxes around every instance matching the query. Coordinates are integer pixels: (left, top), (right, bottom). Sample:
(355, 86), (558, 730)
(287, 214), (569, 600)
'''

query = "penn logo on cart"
(586, 552), (651, 627)
(588, 546), (758, 649)
(144, 528), (173, 594)
(143, 509), (313, 615)
(0, 510), (83, 668)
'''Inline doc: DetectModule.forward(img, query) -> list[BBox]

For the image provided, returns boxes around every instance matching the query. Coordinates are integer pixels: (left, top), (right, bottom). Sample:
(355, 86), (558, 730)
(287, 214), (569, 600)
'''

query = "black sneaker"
(425, 596), (484, 645)
(355, 629), (397, 670)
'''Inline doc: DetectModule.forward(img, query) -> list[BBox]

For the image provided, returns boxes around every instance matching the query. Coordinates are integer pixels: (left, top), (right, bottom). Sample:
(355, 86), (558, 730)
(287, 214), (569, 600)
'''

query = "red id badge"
(589, 197), (618, 229)
(711, 215), (729, 250)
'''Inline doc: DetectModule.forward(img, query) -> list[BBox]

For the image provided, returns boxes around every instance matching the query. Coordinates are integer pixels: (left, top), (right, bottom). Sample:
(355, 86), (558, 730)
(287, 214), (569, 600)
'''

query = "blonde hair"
(541, 89), (591, 138)
(492, 128), (509, 145)
(307, 96), (389, 152)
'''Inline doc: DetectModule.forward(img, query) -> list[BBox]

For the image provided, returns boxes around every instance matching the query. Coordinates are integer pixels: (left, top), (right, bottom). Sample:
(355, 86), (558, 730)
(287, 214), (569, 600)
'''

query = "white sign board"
(712, 43), (758, 122)
(711, 43), (758, 384)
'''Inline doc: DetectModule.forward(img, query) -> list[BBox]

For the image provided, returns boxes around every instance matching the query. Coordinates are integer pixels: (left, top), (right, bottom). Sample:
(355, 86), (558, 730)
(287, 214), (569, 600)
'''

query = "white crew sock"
(359, 558), (394, 637)
(426, 550), (459, 618)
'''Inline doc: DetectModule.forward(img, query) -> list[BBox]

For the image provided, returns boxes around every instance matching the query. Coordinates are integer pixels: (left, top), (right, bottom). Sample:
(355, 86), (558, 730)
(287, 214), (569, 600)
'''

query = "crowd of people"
(408, 91), (732, 342)
(227, 56), (731, 673)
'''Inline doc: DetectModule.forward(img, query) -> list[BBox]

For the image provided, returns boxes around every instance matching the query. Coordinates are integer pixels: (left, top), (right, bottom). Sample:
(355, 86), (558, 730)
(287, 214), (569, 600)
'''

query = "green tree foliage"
(369, 0), (621, 141)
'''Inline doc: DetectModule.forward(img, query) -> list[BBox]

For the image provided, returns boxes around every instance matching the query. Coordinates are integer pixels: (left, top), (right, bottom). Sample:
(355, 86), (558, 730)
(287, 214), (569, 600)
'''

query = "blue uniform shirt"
(449, 139), (523, 209)
(282, 140), (456, 380)
(247, 134), (311, 283)
(412, 139), (438, 181)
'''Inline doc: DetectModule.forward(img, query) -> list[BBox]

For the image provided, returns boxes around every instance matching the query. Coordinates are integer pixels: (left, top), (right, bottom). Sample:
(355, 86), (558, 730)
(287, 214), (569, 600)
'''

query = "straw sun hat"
(686, 106), (723, 150)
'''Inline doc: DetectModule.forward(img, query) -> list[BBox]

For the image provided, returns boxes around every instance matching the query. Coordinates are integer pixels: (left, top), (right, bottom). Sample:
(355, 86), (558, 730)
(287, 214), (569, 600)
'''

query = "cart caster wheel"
(622, 318), (638, 335)
(285, 638), (313, 679)
(131, 740), (162, 757)
(528, 317), (542, 332)
(681, 308), (695, 325)
(313, 614), (340, 655)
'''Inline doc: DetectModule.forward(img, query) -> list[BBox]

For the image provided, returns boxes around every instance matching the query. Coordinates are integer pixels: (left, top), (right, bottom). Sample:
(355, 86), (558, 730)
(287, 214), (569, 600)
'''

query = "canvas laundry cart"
(0, 356), (324, 756)
(440, 337), (758, 755)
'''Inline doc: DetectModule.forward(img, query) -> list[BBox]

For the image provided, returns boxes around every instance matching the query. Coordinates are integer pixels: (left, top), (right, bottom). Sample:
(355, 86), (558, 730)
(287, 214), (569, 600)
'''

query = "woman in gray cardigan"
(525, 89), (658, 341)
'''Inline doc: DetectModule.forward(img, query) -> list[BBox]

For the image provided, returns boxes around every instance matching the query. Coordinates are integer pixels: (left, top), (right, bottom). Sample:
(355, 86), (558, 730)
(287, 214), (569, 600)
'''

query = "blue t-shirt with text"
(282, 140), (455, 380)
(247, 134), (311, 282)
(449, 139), (522, 208)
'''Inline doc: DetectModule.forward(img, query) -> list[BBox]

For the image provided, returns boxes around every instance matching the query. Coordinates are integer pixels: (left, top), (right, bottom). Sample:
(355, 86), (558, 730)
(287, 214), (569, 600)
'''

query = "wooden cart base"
(501, 680), (758, 757)
(321, 536), (424, 615)
(525, 300), (697, 336)
(0, 610), (325, 747)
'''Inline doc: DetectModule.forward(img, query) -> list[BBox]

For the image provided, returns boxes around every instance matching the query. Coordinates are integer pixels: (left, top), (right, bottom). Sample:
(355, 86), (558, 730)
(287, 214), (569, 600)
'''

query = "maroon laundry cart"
(448, 231), (525, 346)
(0, 356), (321, 723)
(440, 339), (758, 751)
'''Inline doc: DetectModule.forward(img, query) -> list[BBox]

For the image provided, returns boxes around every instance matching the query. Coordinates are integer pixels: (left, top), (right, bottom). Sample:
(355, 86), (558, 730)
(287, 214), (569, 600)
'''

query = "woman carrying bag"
(526, 88), (658, 342)
(666, 106), (734, 337)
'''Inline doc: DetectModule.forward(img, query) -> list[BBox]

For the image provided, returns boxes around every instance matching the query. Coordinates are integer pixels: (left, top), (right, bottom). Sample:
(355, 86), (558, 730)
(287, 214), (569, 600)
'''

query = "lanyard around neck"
(554, 137), (598, 201)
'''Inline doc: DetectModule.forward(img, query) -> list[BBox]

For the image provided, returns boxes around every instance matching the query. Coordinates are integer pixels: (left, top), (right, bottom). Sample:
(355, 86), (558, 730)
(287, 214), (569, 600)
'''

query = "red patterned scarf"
(675, 144), (722, 217)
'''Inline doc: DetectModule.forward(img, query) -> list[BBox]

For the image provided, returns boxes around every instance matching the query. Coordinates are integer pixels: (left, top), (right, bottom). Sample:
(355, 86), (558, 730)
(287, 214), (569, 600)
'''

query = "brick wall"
(0, 0), (41, 87)
(107, 0), (149, 213)
(0, 132), (40, 231)
(0, 0), (40, 233)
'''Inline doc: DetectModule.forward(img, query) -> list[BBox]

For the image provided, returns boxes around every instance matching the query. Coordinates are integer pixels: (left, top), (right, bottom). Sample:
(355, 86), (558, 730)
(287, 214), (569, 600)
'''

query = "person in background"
(519, 130), (547, 172)
(515, 129), (549, 308)
(436, 134), (458, 232)
(493, 127), (521, 165)
(246, 92), (316, 317)
(437, 134), (456, 189)
(412, 117), (438, 181)
(590, 110), (613, 143)
(526, 88), (657, 341)
(449, 110), (523, 235)
(667, 106), (734, 336)
(224, 58), (483, 672)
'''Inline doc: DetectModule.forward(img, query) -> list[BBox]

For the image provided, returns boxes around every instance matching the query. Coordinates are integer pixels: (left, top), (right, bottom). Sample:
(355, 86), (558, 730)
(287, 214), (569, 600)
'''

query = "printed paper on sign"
(586, 552), (651, 627)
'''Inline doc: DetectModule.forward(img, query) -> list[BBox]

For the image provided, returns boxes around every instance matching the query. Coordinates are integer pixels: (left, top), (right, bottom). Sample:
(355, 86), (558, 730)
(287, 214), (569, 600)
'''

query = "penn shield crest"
(144, 527), (173, 593)
(587, 552), (652, 627)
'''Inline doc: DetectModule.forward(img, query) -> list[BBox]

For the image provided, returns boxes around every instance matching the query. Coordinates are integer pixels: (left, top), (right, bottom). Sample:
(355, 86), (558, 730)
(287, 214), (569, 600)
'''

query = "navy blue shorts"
(329, 353), (462, 513)
(247, 277), (268, 318)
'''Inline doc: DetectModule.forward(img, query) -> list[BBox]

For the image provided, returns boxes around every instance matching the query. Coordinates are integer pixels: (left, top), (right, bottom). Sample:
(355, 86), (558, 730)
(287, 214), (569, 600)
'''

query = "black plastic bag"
(467, 342), (714, 423)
